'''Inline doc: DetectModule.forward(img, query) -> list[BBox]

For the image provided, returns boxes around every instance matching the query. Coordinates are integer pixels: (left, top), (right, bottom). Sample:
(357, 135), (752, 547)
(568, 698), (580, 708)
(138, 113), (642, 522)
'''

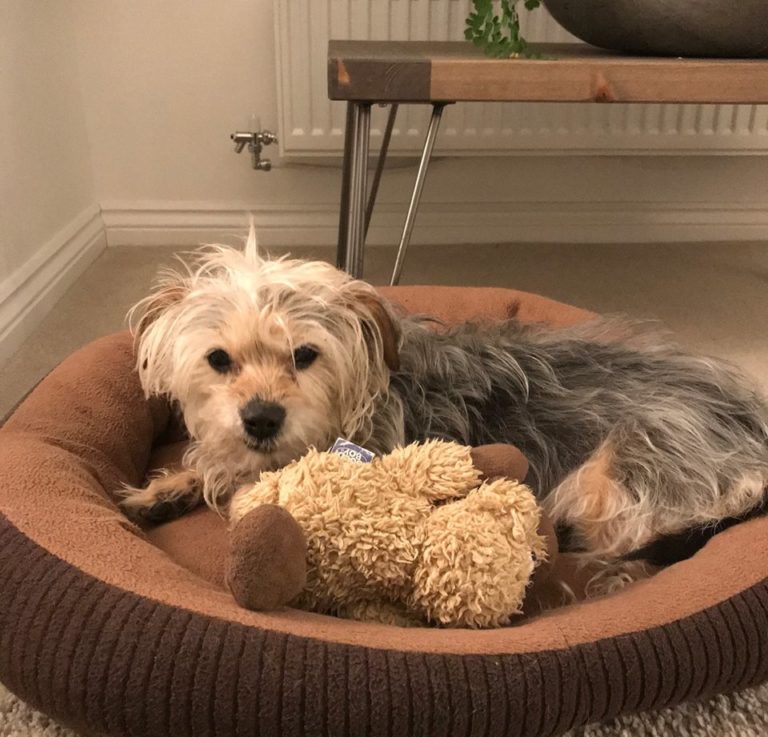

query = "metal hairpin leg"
(390, 103), (446, 286)
(336, 103), (356, 270)
(365, 104), (399, 239)
(337, 103), (398, 276)
(334, 103), (372, 279)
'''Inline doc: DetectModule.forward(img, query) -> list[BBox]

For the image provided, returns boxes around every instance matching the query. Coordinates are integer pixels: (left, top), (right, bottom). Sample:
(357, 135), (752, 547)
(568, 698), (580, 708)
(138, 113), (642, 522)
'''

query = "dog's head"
(130, 233), (400, 506)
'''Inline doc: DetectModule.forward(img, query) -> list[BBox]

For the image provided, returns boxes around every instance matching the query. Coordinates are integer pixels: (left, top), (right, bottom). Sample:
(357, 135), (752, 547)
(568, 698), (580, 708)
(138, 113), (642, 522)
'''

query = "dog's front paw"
(120, 470), (202, 524)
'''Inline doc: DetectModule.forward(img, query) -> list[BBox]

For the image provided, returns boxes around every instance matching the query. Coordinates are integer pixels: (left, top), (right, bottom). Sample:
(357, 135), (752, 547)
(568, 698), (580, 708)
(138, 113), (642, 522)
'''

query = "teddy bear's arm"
(378, 439), (481, 502)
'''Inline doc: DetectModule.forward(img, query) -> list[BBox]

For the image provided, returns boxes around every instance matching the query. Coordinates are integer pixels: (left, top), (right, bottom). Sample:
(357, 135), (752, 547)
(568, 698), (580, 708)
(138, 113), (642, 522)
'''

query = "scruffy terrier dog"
(124, 232), (768, 580)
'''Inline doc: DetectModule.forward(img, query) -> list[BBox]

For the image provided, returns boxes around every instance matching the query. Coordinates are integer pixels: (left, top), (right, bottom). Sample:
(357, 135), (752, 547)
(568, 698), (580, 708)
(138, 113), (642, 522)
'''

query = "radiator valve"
(231, 129), (277, 171)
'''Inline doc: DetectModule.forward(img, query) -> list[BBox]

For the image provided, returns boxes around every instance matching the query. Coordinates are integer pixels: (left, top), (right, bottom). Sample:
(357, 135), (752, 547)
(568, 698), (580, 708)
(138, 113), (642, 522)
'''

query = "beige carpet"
(2, 241), (768, 735)
(0, 685), (77, 737)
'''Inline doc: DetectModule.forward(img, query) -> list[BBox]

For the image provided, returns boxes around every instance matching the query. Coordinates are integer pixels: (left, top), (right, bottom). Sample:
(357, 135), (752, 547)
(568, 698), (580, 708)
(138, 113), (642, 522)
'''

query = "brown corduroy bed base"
(1, 285), (767, 737)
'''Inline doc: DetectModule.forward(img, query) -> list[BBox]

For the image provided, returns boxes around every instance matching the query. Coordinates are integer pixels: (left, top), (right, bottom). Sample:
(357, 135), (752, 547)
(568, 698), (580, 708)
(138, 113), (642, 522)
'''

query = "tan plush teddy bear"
(226, 440), (556, 628)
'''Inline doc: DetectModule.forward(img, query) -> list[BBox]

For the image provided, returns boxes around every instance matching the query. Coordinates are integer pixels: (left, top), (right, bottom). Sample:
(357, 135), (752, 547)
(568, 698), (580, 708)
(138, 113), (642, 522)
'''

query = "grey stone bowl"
(543, 0), (768, 58)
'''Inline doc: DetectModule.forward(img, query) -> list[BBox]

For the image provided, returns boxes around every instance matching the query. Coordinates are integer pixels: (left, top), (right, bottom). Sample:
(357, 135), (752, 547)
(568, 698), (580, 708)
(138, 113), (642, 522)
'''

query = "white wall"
(71, 0), (768, 248)
(73, 0), (344, 245)
(0, 1), (105, 363)
(0, 2), (98, 276)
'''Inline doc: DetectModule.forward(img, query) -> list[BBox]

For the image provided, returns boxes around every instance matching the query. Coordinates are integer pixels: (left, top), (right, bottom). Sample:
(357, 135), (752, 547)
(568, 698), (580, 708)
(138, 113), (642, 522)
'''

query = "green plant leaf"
(464, 0), (540, 59)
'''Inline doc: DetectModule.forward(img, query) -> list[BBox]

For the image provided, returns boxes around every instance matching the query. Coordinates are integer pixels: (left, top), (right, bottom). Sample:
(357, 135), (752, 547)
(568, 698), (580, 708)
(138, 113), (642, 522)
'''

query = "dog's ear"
(132, 283), (188, 342)
(350, 291), (401, 372)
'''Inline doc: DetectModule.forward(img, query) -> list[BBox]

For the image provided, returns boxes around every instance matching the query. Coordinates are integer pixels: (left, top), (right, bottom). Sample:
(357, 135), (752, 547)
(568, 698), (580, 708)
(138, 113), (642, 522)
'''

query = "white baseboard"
(101, 202), (340, 248)
(0, 205), (106, 364)
(101, 199), (768, 249)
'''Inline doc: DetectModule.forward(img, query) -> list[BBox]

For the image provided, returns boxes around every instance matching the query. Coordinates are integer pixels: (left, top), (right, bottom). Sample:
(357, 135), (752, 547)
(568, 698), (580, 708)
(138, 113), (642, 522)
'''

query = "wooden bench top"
(328, 41), (768, 105)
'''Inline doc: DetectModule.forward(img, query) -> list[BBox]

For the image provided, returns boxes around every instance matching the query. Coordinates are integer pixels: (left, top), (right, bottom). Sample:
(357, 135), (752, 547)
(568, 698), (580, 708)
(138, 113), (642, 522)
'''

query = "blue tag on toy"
(329, 437), (375, 463)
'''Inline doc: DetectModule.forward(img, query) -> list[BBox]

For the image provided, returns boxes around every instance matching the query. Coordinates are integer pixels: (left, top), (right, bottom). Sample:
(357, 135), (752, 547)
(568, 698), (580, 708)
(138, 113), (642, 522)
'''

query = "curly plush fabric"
(228, 440), (547, 628)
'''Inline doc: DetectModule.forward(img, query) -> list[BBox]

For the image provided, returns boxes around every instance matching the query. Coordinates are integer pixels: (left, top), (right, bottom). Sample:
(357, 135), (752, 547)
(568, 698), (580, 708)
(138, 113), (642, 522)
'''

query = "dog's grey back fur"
(383, 316), (768, 539)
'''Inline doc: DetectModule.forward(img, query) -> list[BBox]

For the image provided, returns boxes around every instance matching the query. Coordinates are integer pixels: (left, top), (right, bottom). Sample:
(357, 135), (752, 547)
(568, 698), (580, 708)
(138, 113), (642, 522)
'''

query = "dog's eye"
(293, 345), (319, 370)
(207, 349), (232, 373)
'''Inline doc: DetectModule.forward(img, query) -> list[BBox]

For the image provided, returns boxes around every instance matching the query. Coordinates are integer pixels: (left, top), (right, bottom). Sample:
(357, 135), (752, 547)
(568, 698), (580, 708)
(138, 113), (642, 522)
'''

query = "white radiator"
(274, 0), (768, 157)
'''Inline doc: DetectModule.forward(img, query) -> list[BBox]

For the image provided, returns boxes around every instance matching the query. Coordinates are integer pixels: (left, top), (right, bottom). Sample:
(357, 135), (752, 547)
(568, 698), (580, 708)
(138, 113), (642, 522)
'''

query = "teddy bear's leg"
(409, 479), (548, 628)
(337, 599), (426, 628)
(226, 505), (308, 611)
(377, 439), (481, 502)
(229, 477), (282, 526)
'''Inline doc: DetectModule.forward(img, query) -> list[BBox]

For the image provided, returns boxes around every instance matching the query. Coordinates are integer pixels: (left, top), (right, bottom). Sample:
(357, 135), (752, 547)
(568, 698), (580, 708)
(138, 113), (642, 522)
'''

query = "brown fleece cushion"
(1, 285), (767, 737)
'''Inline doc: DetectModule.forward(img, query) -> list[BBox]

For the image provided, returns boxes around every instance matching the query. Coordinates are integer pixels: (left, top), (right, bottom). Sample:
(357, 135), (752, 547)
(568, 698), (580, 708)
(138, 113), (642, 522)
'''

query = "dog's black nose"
(240, 400), (286, 442)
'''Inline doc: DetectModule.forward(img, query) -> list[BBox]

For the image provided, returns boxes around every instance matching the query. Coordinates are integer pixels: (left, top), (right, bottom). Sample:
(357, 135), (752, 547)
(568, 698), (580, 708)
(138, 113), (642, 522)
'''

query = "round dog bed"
(1, 285), (767, 737)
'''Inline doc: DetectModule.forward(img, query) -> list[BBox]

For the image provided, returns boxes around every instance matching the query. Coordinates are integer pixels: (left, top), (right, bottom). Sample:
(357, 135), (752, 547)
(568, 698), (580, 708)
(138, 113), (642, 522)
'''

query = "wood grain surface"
(328, 41), (768, 104)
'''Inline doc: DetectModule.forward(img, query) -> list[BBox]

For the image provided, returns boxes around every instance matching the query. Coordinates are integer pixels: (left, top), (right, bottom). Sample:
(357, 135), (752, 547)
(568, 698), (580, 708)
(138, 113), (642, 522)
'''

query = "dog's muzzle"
(240, 399), (286, 444)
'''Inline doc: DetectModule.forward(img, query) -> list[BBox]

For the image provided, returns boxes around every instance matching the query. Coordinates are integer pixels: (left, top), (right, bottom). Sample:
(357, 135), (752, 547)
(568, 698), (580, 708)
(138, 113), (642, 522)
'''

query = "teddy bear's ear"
(471, 444), (530, 482)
